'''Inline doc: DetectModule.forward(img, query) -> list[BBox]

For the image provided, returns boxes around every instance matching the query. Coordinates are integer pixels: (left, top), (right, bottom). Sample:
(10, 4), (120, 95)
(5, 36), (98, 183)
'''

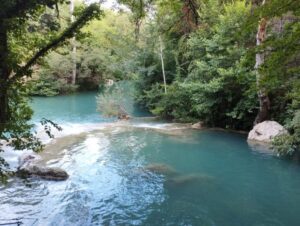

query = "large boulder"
(248, 121), (288, 143)
(17, 153), (69, 181)
(18, 165), (69, 181)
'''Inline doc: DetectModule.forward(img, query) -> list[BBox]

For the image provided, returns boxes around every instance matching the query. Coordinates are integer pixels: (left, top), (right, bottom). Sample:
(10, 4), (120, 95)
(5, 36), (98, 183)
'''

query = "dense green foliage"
(29, 7), (136, 96)
(273, 110), (300, 158)
(133, 0), (257, 129)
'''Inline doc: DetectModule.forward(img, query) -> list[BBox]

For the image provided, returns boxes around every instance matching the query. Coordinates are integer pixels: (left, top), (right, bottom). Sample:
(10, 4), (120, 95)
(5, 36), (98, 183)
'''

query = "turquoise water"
(30, 92), (105, 123)
(30, 82), (150, 124)
(1, 91), (300, 226)
(30, 91), (149, 124)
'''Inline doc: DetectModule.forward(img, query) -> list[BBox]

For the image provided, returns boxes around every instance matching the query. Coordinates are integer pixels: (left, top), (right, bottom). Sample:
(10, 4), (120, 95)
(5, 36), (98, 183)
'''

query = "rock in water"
(18, 153), (69, 181)
(117, 106), (131, 120)
(248, 121), (288, 143)
(19, 165), (69, 181)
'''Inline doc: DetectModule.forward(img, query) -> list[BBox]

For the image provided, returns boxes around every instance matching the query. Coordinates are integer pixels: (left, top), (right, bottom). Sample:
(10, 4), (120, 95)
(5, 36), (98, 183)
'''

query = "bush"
(28, 69), (78, 96)
(273, 111), (300, 157)
(96, 83), (129, 118)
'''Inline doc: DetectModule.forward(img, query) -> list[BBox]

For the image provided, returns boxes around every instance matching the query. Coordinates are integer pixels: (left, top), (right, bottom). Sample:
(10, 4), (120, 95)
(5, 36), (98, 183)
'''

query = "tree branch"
(10, 3), (102, 82)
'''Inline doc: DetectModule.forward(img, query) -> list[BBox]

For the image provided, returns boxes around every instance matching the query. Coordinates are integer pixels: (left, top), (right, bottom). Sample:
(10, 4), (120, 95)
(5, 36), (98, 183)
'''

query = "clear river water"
(1, 90), (300, 226)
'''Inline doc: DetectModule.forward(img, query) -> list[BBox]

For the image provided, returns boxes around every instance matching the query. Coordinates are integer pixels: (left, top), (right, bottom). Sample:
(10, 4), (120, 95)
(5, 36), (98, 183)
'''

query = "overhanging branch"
(10, 3), (102, 82)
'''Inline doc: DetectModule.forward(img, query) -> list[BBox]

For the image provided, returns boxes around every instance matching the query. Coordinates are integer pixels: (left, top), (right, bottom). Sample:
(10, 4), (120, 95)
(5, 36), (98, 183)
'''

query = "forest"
(0, 0), (300, 225)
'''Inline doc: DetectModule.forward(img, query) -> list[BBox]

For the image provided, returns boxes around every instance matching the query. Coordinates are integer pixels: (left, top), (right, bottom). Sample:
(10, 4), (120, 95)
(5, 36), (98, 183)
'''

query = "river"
(1, 88), (300, 226)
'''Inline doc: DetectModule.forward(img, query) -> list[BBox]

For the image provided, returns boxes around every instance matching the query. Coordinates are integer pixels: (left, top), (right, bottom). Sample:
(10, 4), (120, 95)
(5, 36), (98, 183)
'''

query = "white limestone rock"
(248, 120), (288, 143)
(191, 122), (204, 129)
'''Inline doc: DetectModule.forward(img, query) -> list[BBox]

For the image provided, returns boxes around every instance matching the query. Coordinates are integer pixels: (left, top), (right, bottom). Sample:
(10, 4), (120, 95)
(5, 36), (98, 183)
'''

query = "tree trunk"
(0, 23), (10, 130)
(70, 0), (76, 85)
(134, 19), (141, 42)
(159, 36), (167, 94)
(254, 1), (270, 125)
(0, 90), (9, 131)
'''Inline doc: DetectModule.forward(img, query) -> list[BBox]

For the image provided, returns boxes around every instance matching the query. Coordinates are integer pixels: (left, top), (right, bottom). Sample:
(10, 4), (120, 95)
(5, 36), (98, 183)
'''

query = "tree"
(253, 0), (270, 124)
(159, 35), (167, 94)
(0, 0), (102, 181)
(70, 0), (77, 85)
(246, 0), (300, 155)
(117, 0), (154, 41)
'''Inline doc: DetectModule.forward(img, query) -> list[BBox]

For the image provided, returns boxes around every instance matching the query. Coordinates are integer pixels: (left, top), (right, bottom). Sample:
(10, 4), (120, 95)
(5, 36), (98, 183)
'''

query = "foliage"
(29, 9), (136, 96)
(0, 82), (43, 182)
(96, 83), (129, 118)
(273, 111), (300, 157)
(134, 0), (257, 129)
(245, 0), (300, 153)
(29, 65), (78, 96)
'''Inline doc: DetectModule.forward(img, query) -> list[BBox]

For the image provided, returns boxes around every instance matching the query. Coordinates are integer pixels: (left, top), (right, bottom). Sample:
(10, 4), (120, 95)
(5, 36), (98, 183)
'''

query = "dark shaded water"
(1, 90), (300, 226)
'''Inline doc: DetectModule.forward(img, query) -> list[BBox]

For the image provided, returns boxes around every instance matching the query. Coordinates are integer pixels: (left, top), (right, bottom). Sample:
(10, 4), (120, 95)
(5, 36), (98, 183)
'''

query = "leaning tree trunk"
(254, 1), (270, 125)
(159, 36), (167, 94)
(70, 0), (77, 85)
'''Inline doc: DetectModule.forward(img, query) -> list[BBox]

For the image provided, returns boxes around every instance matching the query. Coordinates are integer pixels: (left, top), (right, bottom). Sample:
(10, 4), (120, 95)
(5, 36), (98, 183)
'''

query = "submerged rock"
(17, 153), (69, 181)
(247, 141), (273, 154)
(165, 174), (214, 187)
(153, 128), (186, 136)
(248, 121), (288, 143)
(144, 163), (178, 176)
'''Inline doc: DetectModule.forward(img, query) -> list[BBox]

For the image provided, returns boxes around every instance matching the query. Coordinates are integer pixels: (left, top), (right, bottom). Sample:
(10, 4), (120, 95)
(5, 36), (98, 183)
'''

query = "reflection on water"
(1, 126), (300, 226)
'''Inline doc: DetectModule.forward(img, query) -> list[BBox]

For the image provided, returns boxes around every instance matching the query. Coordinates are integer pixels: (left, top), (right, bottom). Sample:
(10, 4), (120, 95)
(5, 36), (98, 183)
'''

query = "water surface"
(1, 91), (300, 226)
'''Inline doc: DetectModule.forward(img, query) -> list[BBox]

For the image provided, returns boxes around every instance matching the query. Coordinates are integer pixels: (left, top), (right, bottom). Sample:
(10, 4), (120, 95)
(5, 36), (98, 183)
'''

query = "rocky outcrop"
(191, 122), (204, 129)
(17, 153), (69, 181)
(105, 79), (114, 86)
(248, 120), (288, 143)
